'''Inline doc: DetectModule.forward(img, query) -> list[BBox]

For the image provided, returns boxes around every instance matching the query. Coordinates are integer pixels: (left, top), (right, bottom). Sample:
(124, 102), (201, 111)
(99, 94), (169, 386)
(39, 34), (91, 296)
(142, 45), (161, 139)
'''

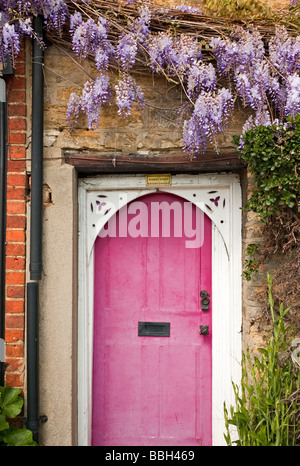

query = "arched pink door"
(92, 192), (212, 446)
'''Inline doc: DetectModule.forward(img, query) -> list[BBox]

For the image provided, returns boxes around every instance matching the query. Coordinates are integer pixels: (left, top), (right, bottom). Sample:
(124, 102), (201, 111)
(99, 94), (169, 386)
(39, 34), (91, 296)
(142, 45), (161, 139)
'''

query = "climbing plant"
(236, 114), (300, 222)
(236, 115), (299, 323)
(0, 0), (300, 155)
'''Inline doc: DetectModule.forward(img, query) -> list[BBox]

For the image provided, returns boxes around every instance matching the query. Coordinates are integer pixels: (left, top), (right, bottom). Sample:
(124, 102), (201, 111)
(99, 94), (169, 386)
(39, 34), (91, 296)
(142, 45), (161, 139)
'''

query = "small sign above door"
(146, 174), (172, 186)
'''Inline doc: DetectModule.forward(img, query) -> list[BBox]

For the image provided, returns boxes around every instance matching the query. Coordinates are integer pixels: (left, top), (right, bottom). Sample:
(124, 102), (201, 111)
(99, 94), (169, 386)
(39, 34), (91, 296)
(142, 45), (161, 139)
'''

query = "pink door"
(92, 192), (212, 446)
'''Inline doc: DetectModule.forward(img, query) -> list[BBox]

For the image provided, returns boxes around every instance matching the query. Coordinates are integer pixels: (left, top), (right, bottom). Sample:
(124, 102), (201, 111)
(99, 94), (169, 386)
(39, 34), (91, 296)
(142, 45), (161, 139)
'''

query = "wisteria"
(174, 4), (202, 14)
(0, 0), (299, 155)
(67, 73), (111, 128)
(80, 74), (111, 128)
(182, 88), (234, 153)
(186, 63), (216, 97)
(115, 73), (145, 118)
(210, 26), (300, 134)
(116, 33), (137, 70)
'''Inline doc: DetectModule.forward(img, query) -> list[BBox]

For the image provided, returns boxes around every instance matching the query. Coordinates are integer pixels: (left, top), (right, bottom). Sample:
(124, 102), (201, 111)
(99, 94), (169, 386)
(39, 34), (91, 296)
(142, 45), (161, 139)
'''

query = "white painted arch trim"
(78, 173), (242, 446)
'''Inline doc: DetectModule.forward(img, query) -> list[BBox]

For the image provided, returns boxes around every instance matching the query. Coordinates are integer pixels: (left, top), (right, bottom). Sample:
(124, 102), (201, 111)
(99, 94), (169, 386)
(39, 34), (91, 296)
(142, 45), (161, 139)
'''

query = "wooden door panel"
(92, 193), (212, 446)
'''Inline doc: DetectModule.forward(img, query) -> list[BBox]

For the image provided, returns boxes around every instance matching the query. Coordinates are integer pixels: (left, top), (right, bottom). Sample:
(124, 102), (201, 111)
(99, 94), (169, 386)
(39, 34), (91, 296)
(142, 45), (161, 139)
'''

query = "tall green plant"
(224, 274), (300, 446)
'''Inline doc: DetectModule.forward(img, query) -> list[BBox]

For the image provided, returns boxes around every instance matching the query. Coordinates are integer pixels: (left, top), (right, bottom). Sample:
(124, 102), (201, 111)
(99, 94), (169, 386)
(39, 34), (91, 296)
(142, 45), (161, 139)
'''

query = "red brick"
(6, 256), (25, 270)
(5, 42), (26, 393)
(7, 160), (26, 172)
(5, 329), (24, 342)
(5, 358), (24, 373)
(6, 286), (25, 299)
(5, 342), (24, 358)
(6, 215), (26, 228)
(6, 271), (25, 285)
(6, 314), (24, 329)
(5, 301), (24, 314)
(5, 243), (25, 256)
(8, 104), (26, 117)
(12, 61), (25, 75)
(15, 47), (25, 60)
(8, 132), (26, 144)
(5, 372), (24, 388)
(7, 186), (26, 199)
(6, 201), (26, 215)
(6, 230), (25, 243)
(7, 76), (26, 91)
(8, 118), (26, 131)
(7, 91), (26, 104)
(8, 145), (26, 159)
(7, 173), (27, 187)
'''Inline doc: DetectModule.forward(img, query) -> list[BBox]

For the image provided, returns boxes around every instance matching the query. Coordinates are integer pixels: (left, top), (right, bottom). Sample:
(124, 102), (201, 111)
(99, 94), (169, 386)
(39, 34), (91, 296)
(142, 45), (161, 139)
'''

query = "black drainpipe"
(30, 15), (44, 282)
(26, 15), (45, 443)
(0, 57), (14, 387)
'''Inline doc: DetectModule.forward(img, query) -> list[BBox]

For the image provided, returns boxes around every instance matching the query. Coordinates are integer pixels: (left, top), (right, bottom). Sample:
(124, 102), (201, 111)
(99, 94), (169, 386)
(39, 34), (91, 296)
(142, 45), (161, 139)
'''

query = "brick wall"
(4, 44), (27, 390)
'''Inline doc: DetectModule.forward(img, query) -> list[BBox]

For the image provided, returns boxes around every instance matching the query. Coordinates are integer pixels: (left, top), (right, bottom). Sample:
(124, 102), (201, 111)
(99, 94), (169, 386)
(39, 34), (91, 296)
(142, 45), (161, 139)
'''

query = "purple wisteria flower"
(210, 28), (265, 75)
(269, 26), (300, 77)
(80, 74), (111, 128)
(132, 5), (151, 44)
(41, 0), (70, 33)
(148, 32), (202, 76)
(116, 33), (137, 69)
(187, 62), (216, 97)
(0, 1), (298, 156)
(116, 5), (150, 70)
(1, 21), (20, 62)
(183, 88), (234, 153)
(70, 13), (113, 65)
(115, 73), (145, 118)
(147, 31), (178, 73)
(175, 4), (202, 14)
(67, 74), (111, 129)
(18, 18), (33, 35)
(285, 74), (300, 117)
(67, 92), (81, 128)
(210, 26), (300, 129)
(174, 34), (202, 73)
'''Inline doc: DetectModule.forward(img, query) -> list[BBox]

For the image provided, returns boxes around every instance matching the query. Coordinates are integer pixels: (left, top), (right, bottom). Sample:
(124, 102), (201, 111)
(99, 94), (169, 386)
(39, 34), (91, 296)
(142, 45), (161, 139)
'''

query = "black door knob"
(200, 290), (210, 311)
(199, 325), (209, 335)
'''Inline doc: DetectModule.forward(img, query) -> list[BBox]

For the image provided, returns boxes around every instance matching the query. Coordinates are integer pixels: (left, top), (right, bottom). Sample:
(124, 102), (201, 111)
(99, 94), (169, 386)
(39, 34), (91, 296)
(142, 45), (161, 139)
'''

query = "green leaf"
(249, 426), (268, 446)
(258, 347), (268, 357)
(3, 428), (37, 446)
(0, 386), (23, 418)
(0, 414), (9, 432)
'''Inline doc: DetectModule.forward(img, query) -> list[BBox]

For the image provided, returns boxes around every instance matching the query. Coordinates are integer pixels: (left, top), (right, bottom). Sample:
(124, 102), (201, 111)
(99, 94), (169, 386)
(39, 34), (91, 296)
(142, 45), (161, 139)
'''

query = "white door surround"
(77, 173), (242, 446)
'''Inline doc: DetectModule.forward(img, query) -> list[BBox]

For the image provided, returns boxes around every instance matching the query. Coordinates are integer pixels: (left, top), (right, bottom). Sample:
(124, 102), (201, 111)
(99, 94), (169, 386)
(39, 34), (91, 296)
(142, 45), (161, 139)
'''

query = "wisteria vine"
(0, 0), (300, 154)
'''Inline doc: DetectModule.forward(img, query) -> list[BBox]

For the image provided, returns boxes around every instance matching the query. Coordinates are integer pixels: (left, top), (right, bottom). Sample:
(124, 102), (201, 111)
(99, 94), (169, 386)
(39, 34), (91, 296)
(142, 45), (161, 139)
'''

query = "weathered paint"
(92, 193), (212, 446)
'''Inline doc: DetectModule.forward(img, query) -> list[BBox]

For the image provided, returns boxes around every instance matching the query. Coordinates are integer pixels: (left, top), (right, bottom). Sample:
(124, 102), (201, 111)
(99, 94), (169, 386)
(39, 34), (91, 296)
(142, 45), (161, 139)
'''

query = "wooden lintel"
(64, 150), (246, 174)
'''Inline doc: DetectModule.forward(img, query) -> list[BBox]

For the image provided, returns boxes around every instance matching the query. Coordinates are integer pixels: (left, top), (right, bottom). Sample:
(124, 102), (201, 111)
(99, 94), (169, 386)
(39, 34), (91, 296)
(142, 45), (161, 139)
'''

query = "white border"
(77, 173), (242, 446)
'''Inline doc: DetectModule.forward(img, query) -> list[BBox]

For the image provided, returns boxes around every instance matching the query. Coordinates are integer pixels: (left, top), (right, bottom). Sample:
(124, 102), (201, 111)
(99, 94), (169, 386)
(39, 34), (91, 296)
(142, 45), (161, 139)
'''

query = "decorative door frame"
(77, 173), (242, 446)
